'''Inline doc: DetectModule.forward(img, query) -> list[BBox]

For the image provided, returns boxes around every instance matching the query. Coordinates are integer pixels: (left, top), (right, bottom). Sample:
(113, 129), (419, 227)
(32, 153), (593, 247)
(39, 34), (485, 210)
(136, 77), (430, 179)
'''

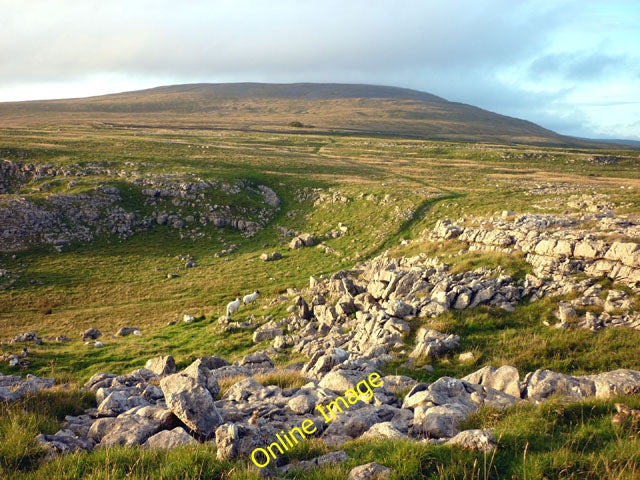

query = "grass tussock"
(254, 370), (308, 390)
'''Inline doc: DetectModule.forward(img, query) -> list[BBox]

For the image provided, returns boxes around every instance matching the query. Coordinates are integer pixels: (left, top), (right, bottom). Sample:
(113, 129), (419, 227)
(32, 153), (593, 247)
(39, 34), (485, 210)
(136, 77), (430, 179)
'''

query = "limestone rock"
(145, 355), (176, 376)
(462, 365), (522, 398)
(116, 327), (140, 337)
(89, 415), (164, 447)
(446, 429), (496, 452)
(183, 358), (221, 399)
(160, 373), (223, 437)
(580, 369), (640, 399)
(409, 328), (459, 359)
(555, 303), (577, 322)
(253, 327), (283, 343)
(223, 377), (265, 402)
(81, 328), (101, 340)
(142, 427), (197, 449)
(239, 351), (274, 372)
(215, 423), (262, 461)
(287, 393), (316, 414)
(319, 368), (373, 393)
(36, 429), (93, 455)
(523, 369), (595, 402)
(361, 421), (406, 440)
(215, 423), (238, 461)
(347, 462), (393, 480)
(97, 391), (129, 416)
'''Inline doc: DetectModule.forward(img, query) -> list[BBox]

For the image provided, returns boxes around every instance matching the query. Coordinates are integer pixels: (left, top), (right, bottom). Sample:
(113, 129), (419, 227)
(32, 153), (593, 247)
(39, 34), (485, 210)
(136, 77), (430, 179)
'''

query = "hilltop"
(0, 82), (593, 146)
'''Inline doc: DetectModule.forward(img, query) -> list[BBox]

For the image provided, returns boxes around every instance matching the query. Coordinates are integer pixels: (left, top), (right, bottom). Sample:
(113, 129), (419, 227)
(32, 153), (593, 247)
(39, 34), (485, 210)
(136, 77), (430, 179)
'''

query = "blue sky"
(1, 0), (639, 139)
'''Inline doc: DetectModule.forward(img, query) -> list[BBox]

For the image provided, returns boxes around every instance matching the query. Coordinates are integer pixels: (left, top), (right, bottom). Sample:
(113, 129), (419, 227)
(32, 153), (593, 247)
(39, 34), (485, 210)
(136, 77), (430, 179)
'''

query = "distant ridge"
(140, 83), (448, 102)
(0, 82), (610, 147)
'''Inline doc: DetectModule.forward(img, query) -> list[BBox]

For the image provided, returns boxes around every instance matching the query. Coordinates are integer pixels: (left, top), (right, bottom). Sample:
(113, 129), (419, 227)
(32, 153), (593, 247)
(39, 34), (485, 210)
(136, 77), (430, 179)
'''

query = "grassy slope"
(0, 125), (639, 479)
(0, 83), (599, 146)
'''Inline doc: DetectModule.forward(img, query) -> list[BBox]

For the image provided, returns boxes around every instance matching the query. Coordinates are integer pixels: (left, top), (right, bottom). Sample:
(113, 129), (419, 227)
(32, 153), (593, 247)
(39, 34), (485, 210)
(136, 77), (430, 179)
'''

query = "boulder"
(36, 429), (93, 455)
(404, 377), (517, 438)
(12, 332), (42, 344)
(446, 429), (496, 452)
(462, 365), (522, 398)
(97, 391), (130, 416)
(253, 327), (283, 343)
(142, 427), (197, 449)
(183, 358), (221, 399)
(361, 421), (406, 440)
(116, 327), (140, 337)
(318, 368), (374, 393)
(574, 240), (606, 260)
(415, 403), (469, 438)
(299, 233), (316, 246)
(347, 462), (393, 480)
(580, 369), (640, 399)
(604, 242), (639, 263)
(88, 415), (165, 447)
(223, 377), (265, 402)
(81, 328), (101, 340)
(302, 349), (349, 377)
(287, 393), (316, 414)
(239, 351), (274, 372)
(290, 234), (315, 249)
(159, 373), (223, 437)
(555, 303), (576, 322)
(409, 328), (459, 359)
(145, 355), (176, 376)
(215, 423), (238, 461)
(215, 423), (265, 461)
(523, 369), (595, 402)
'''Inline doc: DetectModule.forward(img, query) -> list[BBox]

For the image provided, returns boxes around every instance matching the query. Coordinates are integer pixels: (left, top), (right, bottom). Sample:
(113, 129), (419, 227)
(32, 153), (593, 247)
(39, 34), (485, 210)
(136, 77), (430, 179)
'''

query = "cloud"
(528, 52), (630, 81)
(0, 0), (568, 83)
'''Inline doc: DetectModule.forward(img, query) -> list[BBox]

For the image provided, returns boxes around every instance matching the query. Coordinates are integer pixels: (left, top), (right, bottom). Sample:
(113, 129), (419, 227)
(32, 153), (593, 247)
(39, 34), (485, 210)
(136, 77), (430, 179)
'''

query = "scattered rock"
(12, 332), (42, 344)
(290, 233), (316, 249)
(116, 327), (140, 337)
(81, 328), (101, 340)
(347, 462), (393, 480)
(143, 427), (197, 449)
(446, 429), (496, 452)
(260, 251), (282, 261)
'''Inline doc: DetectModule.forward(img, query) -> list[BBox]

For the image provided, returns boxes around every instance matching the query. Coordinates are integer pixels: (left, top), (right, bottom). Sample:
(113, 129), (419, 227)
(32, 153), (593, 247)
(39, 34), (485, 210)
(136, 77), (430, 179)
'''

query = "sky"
(1, 0), (639, 140)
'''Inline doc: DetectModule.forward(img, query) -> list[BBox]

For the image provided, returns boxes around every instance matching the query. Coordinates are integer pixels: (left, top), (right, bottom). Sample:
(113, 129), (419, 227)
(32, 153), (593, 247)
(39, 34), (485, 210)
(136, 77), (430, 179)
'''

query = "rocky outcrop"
(430, 213), (640, 290)
(0, 373), (55, 402)
(0, 164), (281, 252)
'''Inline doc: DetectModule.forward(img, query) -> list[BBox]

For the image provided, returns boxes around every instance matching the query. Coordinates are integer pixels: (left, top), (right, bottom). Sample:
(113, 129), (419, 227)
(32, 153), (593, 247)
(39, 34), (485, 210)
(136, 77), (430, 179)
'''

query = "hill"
(0, 82), (592, 146)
